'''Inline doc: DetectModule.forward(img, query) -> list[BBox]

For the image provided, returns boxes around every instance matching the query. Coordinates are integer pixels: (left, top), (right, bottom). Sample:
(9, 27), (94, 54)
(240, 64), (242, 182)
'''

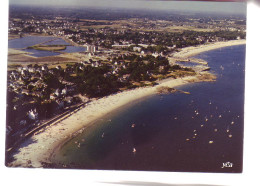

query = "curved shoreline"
(49, 93), (155, 165)
(10, 75), (201, 168)
(9, 41), (246, 168)
(174, 39), (246, 58)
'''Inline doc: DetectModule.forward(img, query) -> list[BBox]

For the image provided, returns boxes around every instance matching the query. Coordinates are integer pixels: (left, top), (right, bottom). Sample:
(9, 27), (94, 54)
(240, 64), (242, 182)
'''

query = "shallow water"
(8, 36), (86, 57)
(53, 45), (245, 173)
(9, 36), (54, 49)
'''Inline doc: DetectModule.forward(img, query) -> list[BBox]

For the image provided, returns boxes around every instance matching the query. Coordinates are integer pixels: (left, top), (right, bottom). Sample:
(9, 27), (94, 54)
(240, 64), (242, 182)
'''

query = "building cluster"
(7, 64), (78, 126)
(9, 15), (246, 51)
(7, 10), (246, 140)
(84, 44), (98, 54)
(9, 18), (78, 36)
(9, 65), (49, 97)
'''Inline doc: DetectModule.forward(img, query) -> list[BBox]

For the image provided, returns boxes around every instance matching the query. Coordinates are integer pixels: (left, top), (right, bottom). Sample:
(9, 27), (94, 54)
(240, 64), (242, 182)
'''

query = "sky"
(9, 0), (246, 15)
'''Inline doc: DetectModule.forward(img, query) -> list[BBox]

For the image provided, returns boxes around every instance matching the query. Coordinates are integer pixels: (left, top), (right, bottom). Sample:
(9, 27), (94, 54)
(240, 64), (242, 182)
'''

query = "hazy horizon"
(9, 0), (247, 15)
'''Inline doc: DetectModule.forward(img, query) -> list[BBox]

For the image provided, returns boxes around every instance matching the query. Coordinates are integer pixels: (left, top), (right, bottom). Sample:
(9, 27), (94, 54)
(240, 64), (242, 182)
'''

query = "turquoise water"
(53, 45), (245, 173)
(9, 36), (86, 57)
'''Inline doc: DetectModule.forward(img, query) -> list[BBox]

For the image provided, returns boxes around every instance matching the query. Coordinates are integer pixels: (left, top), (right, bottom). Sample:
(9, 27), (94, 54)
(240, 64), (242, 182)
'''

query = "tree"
(43, 73), (62, 89)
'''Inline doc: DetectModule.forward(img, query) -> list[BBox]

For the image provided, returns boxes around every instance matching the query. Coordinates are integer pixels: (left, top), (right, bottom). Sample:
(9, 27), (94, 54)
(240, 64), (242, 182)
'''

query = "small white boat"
(133, 148), (136, 153)
(226, 126), (230, 133)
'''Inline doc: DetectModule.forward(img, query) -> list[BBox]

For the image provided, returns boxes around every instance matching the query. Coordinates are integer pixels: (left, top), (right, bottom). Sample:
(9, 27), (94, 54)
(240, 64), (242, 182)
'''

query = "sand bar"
(9, 40), (246, 168)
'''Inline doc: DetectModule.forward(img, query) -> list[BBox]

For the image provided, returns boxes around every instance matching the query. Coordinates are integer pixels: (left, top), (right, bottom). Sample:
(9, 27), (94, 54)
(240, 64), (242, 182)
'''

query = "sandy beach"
(173, 39), (246, 58)
(10, 75), (202, 168)
(9, 40), (246, 168)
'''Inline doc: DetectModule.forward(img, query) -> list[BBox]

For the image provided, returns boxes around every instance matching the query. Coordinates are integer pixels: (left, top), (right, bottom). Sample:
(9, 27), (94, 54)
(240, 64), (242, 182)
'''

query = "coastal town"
(9, 12), (246, 48)
(6, 5), (246, 168)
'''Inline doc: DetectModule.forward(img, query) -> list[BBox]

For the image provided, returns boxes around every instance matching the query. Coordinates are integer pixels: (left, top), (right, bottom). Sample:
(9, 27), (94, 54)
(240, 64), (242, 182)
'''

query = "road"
(6, 101), (88, 159)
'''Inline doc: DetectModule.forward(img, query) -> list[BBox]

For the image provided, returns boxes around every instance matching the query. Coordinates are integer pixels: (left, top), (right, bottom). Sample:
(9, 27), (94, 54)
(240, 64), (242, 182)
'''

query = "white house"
(50, 93), (56, 100)
(54, 89), (61, 97)
(42, 65), (48, 71)
(56, 66), (62, 70)
(133, 46), (141, 52)
(28, 67), (36, 73)
(152, 52), (159, 58)
(28, 109), (39, 120)
(62, 87), (68, 95)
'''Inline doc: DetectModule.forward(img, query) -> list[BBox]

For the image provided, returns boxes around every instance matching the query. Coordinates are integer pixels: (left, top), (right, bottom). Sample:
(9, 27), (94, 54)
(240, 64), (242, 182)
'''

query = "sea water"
(53, 45), (245, 173)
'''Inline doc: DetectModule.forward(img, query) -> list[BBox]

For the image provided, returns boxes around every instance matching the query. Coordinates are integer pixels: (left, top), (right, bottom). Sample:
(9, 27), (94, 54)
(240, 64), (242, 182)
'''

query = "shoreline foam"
(9, 40), (246, 168)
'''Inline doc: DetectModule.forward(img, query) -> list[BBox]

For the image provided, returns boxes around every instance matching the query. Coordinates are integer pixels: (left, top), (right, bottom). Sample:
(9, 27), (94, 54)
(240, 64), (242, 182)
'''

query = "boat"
(226, 126), (230, 132)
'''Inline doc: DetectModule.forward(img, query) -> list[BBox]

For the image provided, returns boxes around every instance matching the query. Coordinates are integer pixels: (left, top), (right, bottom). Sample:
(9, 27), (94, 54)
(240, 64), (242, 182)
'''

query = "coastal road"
(7, 101), (88, 158)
